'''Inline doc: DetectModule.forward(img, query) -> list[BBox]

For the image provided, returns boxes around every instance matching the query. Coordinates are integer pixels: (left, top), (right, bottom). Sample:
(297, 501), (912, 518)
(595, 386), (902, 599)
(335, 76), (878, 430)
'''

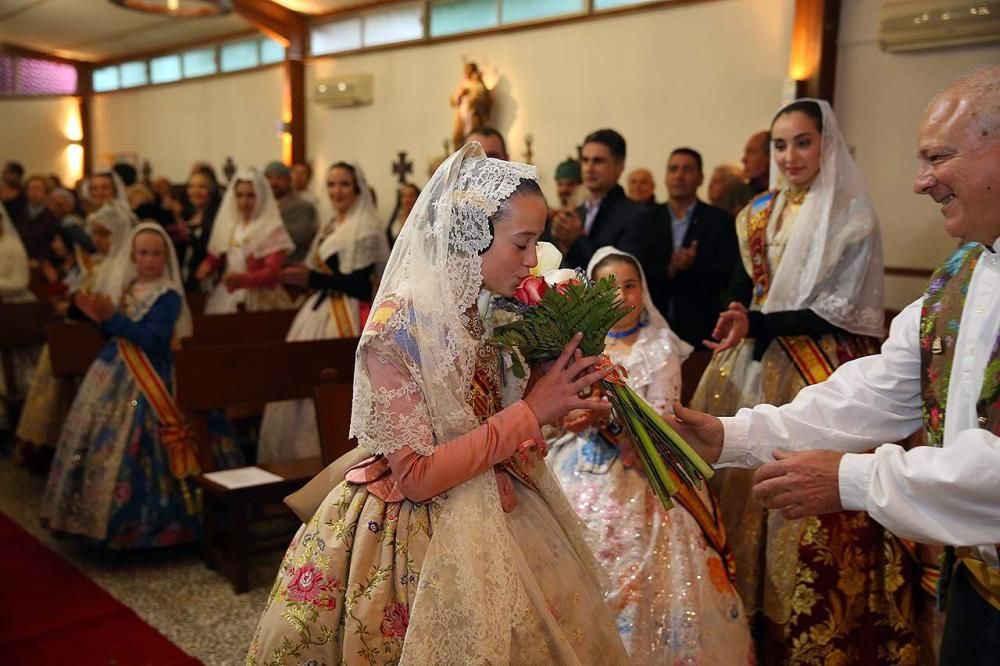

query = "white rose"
(530, 241), (563, 277)
(542, 267), (579, 287)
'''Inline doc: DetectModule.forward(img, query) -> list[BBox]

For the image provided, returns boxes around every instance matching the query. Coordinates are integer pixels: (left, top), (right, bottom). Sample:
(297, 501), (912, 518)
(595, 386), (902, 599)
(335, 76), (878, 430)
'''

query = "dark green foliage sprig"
(490, 276), (631, 378)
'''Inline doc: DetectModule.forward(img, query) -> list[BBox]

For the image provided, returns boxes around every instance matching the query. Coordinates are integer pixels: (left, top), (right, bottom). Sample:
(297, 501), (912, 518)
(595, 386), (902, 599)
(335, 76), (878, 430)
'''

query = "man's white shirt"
(719, 240), (1000, 567)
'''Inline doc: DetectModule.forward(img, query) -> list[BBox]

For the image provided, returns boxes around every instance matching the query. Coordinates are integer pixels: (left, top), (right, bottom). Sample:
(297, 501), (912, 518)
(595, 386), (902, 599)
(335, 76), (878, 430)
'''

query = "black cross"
(222, 156), (237, 184)
(391, 151), (413, 184)
(575, 144), (583, 161)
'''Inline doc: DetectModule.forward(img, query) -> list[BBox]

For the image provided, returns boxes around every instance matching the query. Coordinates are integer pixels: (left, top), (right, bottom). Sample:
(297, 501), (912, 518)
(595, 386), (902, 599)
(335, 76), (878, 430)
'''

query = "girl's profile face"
(594, 259), (643, 331)
(480, 193), (546, 297)
(132, 230), (167, 281)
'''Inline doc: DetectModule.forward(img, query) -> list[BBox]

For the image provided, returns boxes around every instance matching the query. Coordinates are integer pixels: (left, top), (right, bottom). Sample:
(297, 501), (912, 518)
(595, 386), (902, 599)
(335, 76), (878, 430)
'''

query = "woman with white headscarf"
(547, 246), (753, 663)
(247, 144), (629, 664)
(15, 198), (135, 460)
(691, 100), (919, 663)
(40, 223), (205, 548)
(196, 170), (296, 313)
(0, 201), (36, 431)
(257, 162), (387, 463)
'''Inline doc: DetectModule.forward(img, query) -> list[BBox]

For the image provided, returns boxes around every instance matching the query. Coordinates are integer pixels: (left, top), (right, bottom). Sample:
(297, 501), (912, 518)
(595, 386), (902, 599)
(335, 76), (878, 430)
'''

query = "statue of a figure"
(450, 61), (491, 151)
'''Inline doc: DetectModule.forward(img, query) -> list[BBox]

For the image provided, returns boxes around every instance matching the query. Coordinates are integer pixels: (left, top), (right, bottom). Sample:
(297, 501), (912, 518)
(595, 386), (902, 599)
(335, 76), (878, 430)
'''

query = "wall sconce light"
(68, 138), (83, 147)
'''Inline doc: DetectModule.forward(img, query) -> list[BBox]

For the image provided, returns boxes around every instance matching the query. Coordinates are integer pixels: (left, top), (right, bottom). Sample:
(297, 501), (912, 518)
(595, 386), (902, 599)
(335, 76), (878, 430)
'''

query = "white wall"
(92, 66), (284, 182)
(835, 0), (1000, 310)
(0, 96), (83, 186)
(306, 0), (795, 221)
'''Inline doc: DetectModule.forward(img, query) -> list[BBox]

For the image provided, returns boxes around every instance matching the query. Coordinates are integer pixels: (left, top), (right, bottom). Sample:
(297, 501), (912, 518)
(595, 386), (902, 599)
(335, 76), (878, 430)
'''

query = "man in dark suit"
(549, 129), (652, 270)
(645, 147), (739, 348)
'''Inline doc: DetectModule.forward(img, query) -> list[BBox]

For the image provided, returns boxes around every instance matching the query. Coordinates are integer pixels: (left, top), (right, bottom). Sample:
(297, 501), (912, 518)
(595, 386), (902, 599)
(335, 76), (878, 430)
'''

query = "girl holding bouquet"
(548, 246), (753, 663)
(41, 223), (211, 548)
(247, 144), (630, 665)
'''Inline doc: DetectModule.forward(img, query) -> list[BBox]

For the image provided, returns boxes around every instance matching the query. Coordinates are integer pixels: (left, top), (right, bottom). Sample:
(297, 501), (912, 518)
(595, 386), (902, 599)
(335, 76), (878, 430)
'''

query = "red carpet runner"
(0, 511), (202, 665)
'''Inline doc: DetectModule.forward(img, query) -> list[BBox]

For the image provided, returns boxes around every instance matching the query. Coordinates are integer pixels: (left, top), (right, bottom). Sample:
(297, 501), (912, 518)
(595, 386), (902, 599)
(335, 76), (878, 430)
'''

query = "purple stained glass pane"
(0, 55), (16, 94)
(18, 58), (77, 95)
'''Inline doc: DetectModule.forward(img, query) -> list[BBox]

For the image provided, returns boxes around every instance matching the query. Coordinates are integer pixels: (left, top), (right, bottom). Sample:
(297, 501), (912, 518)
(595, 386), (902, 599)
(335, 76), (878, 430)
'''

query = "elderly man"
(671, 66), (1000, 664)
(626, 167), (656, 207)
(264, 160), (317, 264)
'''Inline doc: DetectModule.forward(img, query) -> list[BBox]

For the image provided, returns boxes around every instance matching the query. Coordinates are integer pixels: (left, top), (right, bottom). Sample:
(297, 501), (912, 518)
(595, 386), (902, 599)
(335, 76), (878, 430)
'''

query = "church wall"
(91, 66), (284, 182)
(0, 96), (83, 187)
(306, 0), (795, 224)
(835, 0), (1000, 311)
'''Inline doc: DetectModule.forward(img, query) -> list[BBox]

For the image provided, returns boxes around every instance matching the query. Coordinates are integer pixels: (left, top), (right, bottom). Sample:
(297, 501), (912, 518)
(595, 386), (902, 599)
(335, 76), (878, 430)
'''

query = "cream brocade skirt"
(247, 473), (629, 665)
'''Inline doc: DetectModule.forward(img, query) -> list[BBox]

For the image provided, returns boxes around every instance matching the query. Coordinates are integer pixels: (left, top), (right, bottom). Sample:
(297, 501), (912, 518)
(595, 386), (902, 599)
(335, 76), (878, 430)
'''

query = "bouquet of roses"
(489, 243), (713, 510)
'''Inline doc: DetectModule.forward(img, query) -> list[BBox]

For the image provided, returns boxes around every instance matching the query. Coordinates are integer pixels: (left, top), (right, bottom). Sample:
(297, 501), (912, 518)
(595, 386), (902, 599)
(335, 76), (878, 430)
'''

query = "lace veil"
(763, 98), (884, 337)
(316, 163), (389, 274)
(92, 221), (192, 339)
(350, 144), (542, 663)
(207, 170), (295, 260)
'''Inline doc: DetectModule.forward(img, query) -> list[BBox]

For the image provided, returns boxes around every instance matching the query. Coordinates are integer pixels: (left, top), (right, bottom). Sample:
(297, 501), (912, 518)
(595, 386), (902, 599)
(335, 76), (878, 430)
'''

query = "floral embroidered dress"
(691, 189), (920, 664)
(247, 309), (628, 665)
(550, 322), (754, 664)
(40, 279), (241, 548)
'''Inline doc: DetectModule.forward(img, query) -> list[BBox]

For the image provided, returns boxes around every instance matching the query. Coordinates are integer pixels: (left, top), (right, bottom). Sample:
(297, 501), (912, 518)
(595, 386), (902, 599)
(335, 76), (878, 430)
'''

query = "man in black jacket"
(645, 147), (739, 348)
(549, 129), (652, 270)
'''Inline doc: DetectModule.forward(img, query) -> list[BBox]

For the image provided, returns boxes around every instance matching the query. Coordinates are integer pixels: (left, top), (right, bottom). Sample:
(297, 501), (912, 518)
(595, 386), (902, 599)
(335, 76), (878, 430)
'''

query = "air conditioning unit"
(314, 74), (373, 108)
(879, 1), (1000, 52)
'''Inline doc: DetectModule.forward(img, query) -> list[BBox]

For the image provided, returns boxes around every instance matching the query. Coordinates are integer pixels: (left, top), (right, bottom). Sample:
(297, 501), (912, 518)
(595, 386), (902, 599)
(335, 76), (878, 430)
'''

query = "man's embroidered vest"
(920, 242), (1000, 610)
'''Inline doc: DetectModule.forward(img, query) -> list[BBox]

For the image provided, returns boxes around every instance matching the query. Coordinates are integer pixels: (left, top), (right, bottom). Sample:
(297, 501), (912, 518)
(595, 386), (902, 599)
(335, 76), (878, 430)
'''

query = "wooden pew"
(182, 309), (295, 348)
(177, 337), (358, 592)
(313, 368), (357, 467)
(47, 320), (106, 379)
(46, 309), (297, 380)
(0, 301), (54, 420)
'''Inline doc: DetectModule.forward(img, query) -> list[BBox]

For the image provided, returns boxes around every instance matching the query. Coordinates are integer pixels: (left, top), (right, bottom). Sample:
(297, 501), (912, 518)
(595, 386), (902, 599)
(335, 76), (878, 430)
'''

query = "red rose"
(513, 275), (548, 306)
(554, 277), (581, 296)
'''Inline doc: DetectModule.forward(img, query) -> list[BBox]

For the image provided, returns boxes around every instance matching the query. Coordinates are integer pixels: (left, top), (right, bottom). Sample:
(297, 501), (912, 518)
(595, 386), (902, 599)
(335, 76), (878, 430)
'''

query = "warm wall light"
(788, 0), (822, 84)
(63, 102), (84, 183)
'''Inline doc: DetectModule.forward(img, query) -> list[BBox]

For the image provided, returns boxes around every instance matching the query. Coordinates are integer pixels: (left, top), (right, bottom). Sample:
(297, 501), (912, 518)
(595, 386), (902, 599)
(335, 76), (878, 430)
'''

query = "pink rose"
(513, 275), (548, 306)
(381, 602), (409, 638)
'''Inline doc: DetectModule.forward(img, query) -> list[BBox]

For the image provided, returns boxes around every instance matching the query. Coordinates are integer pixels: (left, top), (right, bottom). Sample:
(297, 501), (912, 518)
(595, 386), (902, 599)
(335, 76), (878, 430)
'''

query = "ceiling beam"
(233, 0), (309, 165)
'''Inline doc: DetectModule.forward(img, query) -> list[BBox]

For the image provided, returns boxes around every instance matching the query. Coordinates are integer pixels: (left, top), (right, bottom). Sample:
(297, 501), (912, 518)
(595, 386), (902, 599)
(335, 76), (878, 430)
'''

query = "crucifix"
(391, 151), (413, 184)
(523, 134), (534, 165)
(223, 156), (237, 185)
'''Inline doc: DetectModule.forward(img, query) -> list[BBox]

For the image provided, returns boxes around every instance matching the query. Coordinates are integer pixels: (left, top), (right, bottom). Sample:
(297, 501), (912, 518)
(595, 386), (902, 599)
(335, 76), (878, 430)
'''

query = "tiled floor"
(0, 456), (286, 666)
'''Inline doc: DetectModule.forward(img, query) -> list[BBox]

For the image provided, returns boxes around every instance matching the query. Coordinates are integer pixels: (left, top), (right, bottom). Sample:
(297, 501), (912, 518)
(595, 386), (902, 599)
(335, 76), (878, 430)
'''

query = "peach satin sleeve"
(344, 400), (542, 504)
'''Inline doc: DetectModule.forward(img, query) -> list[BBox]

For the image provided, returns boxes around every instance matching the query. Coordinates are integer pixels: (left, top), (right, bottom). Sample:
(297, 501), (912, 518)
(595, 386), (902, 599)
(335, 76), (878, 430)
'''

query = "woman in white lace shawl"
(691, 100), (920, 663)
(247, 144), (629, 665)
(256, 162), (387, 463)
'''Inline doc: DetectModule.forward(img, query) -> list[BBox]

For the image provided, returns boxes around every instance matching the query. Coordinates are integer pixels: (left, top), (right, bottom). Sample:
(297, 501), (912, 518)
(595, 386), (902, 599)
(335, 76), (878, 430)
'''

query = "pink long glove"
(384, 400), (544, 504)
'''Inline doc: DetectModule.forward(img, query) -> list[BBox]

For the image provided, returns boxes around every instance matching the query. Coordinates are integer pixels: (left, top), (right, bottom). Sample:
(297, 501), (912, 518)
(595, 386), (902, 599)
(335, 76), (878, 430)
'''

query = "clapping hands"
(73, 292), (115, 322)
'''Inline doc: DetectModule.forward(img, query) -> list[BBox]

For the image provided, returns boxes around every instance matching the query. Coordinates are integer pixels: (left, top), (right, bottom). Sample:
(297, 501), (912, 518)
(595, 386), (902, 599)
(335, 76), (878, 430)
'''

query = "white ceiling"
(0, 0), (254, 62)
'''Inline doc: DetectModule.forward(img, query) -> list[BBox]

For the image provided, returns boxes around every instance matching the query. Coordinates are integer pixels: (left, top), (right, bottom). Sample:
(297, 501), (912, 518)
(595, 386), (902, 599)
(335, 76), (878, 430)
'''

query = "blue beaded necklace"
(606, 321), (645, 339)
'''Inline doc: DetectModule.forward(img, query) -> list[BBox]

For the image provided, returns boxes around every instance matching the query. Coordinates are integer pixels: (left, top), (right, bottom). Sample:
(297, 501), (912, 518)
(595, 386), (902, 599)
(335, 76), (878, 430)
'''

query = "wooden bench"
(47, 308), (297, 380)
(177, 337), (358, 592)
(0, 301), (55, 421)
(182, 309), (295, 348)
